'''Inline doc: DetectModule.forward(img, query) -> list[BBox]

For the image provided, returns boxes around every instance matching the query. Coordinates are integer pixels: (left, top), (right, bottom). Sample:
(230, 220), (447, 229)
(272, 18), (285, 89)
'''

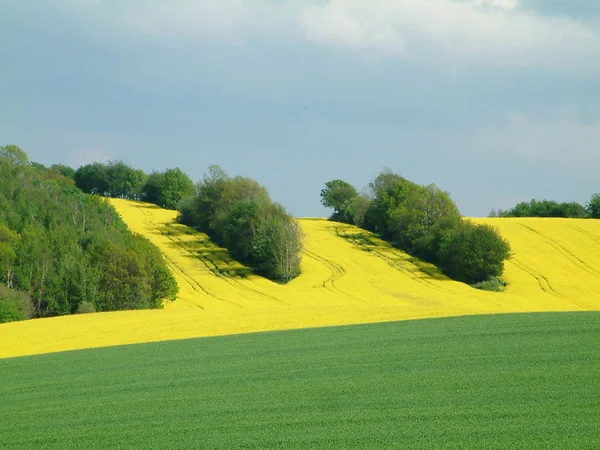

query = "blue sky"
(1, 0), (599, 217)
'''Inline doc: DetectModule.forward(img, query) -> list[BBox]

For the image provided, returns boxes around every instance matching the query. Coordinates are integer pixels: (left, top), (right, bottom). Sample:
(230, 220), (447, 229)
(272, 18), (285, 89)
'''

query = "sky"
(1, 0), (599, 217)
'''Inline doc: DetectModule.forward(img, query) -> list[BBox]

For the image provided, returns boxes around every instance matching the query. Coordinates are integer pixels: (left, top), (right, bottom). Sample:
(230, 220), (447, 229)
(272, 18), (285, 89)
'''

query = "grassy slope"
(1, 312), (599, 449)
(2, 199), (600, 358)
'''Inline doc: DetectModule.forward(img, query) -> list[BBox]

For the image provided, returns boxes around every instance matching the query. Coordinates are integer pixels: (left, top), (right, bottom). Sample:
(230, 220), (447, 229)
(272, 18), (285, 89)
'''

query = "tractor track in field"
(151, 215), (284, 306)
(509, 258), (565, 299)
(518, 224), (600, 278)
(572, 225), (600, 247)
(303, 249), (367, 303)
(334, 227), (456, 295)
(138, 207), (245, 309)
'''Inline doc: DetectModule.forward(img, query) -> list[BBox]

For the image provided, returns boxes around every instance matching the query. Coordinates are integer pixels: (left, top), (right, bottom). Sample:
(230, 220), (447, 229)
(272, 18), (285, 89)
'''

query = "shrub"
(437, 221), (511, 284)
(471, 277), (505, 292)
(587, 194), (600, 219)
(0, 284), (34, 323)
(76, 301), (96, 314)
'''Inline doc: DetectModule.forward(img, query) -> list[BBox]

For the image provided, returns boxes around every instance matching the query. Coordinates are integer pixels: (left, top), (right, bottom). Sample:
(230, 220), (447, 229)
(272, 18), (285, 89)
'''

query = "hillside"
(2, 199), (600, 358)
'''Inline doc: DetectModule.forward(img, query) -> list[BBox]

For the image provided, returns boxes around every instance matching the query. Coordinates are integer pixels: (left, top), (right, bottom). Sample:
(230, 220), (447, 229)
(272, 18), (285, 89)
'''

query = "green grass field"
(2, 312), (599, 449)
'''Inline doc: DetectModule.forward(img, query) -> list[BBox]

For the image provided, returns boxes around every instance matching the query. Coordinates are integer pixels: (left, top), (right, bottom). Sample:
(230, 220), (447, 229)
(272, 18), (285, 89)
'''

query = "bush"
(76, 301), (96, 314)
(471, 277), (505, 292)
(500, 199), (589, 218)
(587, 194), (600, 219)
(0, 284), (33, 323)
(437, 221), (511, 284)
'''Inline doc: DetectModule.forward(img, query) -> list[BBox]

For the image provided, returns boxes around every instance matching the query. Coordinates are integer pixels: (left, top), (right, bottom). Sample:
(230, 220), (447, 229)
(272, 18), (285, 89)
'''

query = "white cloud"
(68, 150), (111, 168)
(300, 0), (600, 69)
(43, 0), (600, 70)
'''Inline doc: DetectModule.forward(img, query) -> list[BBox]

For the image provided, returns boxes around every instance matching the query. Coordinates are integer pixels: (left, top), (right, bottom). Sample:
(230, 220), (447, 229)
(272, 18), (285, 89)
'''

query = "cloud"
(68, 149), (111, 168)
(25, 0), (599, 71)
(300, 0), (600, 69)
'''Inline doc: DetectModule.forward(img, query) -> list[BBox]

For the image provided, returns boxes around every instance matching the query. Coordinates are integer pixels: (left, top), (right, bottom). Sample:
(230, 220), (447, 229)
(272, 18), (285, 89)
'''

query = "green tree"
(0, 284), (33, 323)
(106, 161), (146, 199)
(158, 168), (195, 209)
(320, 180), (359, 224)
(363, 171), (418, 238)
(50, 164), (76, 180)
(75, 163), (110, 195)
(389, 184), (460, 258)
(179, 166), (303, 283)
(0, 145), (29, 166)
(587, 194), (600, 219)
(437, 221), (511, 284)
(0, 226), (20, 289)
(95, 243), (152, 311)
(0, 145), (177, 322)
(141, 172), (164, 206)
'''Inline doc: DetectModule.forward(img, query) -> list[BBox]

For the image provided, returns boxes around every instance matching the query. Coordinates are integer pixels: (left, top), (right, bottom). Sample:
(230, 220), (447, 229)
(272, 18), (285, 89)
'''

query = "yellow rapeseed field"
(2, 199), (600, 358)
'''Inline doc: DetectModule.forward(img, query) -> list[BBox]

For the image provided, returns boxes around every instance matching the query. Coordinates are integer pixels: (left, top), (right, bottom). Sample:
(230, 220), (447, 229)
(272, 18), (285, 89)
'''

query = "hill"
(1, 313), (599, 448)
(2, 199), (600, 358)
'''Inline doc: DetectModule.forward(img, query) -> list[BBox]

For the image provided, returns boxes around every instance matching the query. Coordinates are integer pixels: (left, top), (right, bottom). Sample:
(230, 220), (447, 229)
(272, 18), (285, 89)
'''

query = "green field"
(2, 312), (599, 449)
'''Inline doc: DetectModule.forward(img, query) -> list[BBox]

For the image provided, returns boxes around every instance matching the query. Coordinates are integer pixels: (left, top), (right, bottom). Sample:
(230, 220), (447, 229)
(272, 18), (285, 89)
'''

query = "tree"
(0, 284), (33, 323)
(179, 166), (303, 283)
(437, 221), (511, 284)
(252, 212), (302, 282)
(320, 180), (359, 224)
(0, 145), (29, 166)
(95, 244), (151, 311)
(0, 145), (177, 322)
(141, 172), (163, 205)
(50, 164), (76, 180)
(105, 161), (146, 199)
(363, 171), (419, 238)
(500, 199), (589, 218)
(75, 163), (109, 195)
(158, 168), (195, 209)
(0, 226), (20, 288)
(389, 184), (461, 258)
(587, 194), (600, 219)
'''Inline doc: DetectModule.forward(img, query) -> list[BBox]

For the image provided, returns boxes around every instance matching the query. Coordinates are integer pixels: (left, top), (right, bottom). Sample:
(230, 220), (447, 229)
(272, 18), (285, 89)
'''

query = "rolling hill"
(1, 199), (600, 359)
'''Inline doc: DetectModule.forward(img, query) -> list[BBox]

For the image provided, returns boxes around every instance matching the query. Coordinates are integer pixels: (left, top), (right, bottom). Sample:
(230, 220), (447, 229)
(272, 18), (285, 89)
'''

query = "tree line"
(320, 171), (511, 287)
(72, 160), (304, 283)
(73, 161), (195, 209)
(490, 195), (600, 218)
(0, 145), (178, 323)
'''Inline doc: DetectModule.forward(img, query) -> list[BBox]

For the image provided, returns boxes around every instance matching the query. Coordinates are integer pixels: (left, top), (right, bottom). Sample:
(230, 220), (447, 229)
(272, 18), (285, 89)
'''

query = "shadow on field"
(157, 221), (253, 279)
(334, 224), (450, 282)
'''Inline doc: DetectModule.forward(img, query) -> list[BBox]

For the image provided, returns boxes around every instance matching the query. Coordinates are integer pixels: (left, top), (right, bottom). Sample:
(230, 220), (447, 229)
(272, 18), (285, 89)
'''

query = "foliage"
(74, 161), (146, 199)
(320, 179), (359, 223)
(0, 144), (29, 166)
(471, 276), (505, 292)
(437, 221), (511, 283)
(177, 166), (302, 282)
(499, 199), (589, 218)
(0, 283), (33, 323)
(1, 313), (599, 448)
(0, 146), (178, 322)
(76, 301), (96, 314)
(141, 168), (195, 210)
(587, 193), (600, 219)
(322, 170), (509, 285)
